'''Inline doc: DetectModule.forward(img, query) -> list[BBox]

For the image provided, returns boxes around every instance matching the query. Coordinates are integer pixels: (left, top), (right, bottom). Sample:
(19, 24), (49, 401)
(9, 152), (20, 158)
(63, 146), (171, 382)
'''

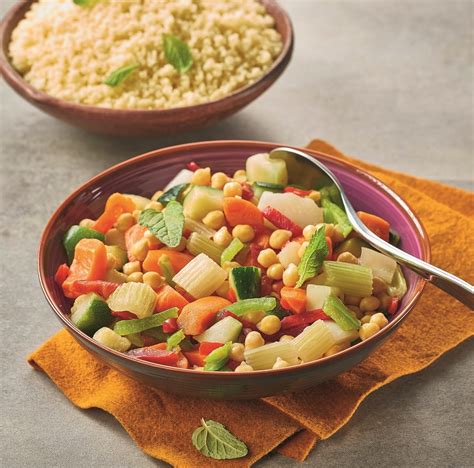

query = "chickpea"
(79, 218), (95, 229)
(272, 357), (290, 369)
(303, 224), (317, 241)
(337, 252), (358, 264)
(324, 341), (350, 357)
(232, 224), (255, 243)
(144, 201), (164, 211)
(257, 248), (279, 268)
(215, 280), (229, 298)
(223, 181), (242, 197)
(105, 228), (126, 249)
(142, 271), (164, 290)
(345, 295), (361, 306)
(234, 362), (254, 373)
(211, 172), (229, 190)
(202, 210), (225, 230)
(269, 229), (292, 249)
(213, 227), (233, 247)
(257, 315), (281, 335)
(130, 238), (149, 261)
(267, 263), (284, 280)
(115, 213), (135, 232)
(279, 335), (294, 343)
(370, 312), (389, 329)
(151, 190), (164, 202)
(377, 293), (392, 311)
(127, 272), (143, 283)
(242, 310), (265, 324)
(190, 167), (211, 186)
(229, 343), (245, 362)
(123, 261), (141, 275)
(359, 322), (380, 340)
(244, 331), (265, 350)
(360, 314), (373, 324)
(233, 169), (247, 183)
(222, 261), (240, 273)
(297, 241), (309, 258)
(347, 305), (363, 319)
(372, 277), (387, 296)
(282, 263), (299, 287)
(306, 190), (321, 202)
(360, 296), (381, 312)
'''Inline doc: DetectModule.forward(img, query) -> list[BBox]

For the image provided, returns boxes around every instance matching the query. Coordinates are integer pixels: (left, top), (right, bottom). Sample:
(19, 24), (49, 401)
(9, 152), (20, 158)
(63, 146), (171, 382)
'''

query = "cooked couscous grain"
(9, 0), (283, 110)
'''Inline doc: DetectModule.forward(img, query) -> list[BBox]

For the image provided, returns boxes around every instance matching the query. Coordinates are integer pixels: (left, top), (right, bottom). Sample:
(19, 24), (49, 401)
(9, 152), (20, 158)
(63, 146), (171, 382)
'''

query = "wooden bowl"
(38, 140), (431, 400)
(0, 1), (293, 136)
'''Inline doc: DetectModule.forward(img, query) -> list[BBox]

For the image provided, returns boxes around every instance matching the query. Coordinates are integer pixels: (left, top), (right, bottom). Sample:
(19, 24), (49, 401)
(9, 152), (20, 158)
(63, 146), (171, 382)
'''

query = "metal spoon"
(269, 147), (474, 309)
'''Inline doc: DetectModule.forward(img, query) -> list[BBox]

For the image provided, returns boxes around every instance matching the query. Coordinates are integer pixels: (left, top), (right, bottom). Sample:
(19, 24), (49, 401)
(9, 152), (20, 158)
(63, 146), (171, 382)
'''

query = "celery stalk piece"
(222, 297), (276, 316)
(387, 265), (408, 298)
(323, 320), (359, 344)
(359, 247), (397, 283)
(292, 320), (337, 362)
(186, 232), (224, 264)
(204, 342), (232, 371)
(194, 317), (242, 343)
(323, 296), (361, 331)
(113, 308), (178, 336)
(166, 329), (186, 350)
(323, 261), (373, 297)
(220, 238), (245, 266)
(244, 341), (298, 370)
(321, 199), (352, 238)
(173, 253), (227, 298)
(184, 217), (216, 238)
(107, 282), (157, 318)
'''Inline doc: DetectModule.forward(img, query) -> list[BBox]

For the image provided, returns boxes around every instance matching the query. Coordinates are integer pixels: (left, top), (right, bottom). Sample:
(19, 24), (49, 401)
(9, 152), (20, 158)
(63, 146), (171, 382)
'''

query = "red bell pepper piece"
(261, 206), (302, 236)
(284, 186), (312, 197)
(241, 183), (254, 200)
(281, 309), (330, 330)
(142, 335), (157, 347)
(162, 317), (179, 334)
(261, 275), (273, 296)
(199, 342), (224, 356)
(227, 360), (240, 371)
(183, 349), (206, 367)
(127, 347), (180, 366)
(68, 280), (119, 299)
(111, 311), (138, 320)
(54, 263), (70, 286)
(326, 236), (333, 259)
(387, 297), (399, 316)
(186, 161), (201, 172)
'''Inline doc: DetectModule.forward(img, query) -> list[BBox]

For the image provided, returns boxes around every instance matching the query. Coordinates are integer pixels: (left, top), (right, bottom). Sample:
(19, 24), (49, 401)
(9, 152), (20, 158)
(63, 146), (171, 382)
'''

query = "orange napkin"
(29, 140), (474, 466)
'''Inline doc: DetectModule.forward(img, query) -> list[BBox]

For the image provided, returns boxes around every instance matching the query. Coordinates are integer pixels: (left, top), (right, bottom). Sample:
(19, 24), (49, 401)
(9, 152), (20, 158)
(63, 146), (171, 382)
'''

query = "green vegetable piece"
(183, 186), (224, 220)
(114, 308), (178, 336)
(127, 333), (144, 348)
(139, 201), (184, 248)
(266, 301), (290, 320)
(222, 297), (276, 316)
(71, 293), (112, 336)
(158, 183), (189, 205)
(387, 265), (408, 298)
(143, 327), (168, 342)
(195, 317), (242, 344)
(159, 255), (176, 286)
(322, 199), (352, 238)
(220, 238), (245, 266)
(296, 226), (328, 287)
(163, 33), (193, 74)
(73, 0), (97, 7)
(166, 329), (185, 351)
(203, 342), (232, 371)
(104, 64), (139, 87)
(252, 182), (284, 199)
(323, 295), (361, 331)
(229, 266), (261, 300)
(63, 225), (105, 264)
(192, 419), (248, 460)
(334, 237), (370, 258)
(319, 184), (343, 207)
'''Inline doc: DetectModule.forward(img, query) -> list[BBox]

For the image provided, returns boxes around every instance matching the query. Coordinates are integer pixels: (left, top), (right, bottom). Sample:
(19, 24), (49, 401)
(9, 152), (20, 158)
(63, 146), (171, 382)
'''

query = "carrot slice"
(280, 287), (307, 314)
(143, 250), (193, 275)
(357, 211), (390, 242)
(92, 193), (136, 234)
(223, 198), (264, 226)
(125, 224), (147, 261)
(183, 349), (205, 367)
(62, 238), (108, 298)
(177, 296), (231, 335)
(155, 285), (189, 312)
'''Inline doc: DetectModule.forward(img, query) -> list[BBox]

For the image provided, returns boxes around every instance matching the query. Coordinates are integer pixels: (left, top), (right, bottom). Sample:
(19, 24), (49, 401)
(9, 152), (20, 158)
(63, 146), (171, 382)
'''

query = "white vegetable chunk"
(258, 192), (323, 227)
(278, 241), (301, 268)
(164, 169), (193, 191)
(359, 247), (397, 283)
(93, 327), (131, 352)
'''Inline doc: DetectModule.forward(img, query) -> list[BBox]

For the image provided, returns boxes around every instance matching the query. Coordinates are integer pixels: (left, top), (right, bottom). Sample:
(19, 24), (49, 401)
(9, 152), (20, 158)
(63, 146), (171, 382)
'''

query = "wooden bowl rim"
(38, 140), (431, 378)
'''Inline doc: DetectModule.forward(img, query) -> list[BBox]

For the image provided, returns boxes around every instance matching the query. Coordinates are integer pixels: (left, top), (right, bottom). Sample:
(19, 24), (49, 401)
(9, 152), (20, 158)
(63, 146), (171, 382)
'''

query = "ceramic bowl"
(38, 140), (430, 399)
(0, 1), (293, 136)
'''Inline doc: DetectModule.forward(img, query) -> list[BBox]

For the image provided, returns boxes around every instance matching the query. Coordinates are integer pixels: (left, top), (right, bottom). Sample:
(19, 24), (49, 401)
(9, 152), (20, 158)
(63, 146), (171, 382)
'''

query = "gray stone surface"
(0, 0), (472, 467)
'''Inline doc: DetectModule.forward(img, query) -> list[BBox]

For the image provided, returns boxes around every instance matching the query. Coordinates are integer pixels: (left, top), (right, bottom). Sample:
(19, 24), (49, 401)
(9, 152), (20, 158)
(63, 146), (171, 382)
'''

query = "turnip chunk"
(359, 247), (397, 283)
(278, 241), (301, 268)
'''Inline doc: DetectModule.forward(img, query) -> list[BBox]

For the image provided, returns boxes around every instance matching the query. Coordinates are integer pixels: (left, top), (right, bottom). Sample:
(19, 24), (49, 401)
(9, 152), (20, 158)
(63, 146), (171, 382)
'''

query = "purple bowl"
(38, 140), (430, 399)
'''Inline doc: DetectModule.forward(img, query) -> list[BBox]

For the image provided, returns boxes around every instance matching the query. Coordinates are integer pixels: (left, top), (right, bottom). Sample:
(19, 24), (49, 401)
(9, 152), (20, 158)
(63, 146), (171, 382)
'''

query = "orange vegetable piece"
(177, 296), (231, 335)
(125, 224), (148, 261)
(62, 238), (108, 298)
(143, 250), (193, 275)
(183, 349), (205, 367)
(280, 287), (307, 314)
(223, 198), (264, 227)
(92, 193), (136, 234)
(155, 285), (189, 312)
(357, 211), (390, 242)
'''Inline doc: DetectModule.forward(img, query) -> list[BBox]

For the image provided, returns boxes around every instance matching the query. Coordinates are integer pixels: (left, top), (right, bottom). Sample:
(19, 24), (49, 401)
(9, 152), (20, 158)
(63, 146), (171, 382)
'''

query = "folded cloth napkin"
(29, 140), (474, 467)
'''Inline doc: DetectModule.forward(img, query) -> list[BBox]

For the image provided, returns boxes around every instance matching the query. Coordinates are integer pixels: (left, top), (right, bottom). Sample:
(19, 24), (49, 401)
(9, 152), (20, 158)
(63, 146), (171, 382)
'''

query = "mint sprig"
(162, 34), (193, 74)
(104, 64), (139, 87)
(296, 226), (329, 287)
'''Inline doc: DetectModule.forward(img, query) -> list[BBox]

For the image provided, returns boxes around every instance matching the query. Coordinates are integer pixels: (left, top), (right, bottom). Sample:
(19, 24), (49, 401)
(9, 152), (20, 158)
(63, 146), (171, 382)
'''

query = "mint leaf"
(166, 329), (185, 351)
(203, 342), (231, 371)
(296, 226), (329, 287)
(139, 201), (184, 248)
(158, 183), (188, 205)
(163, 34), (193, 73)
(104, 64), (139, 87)
(192, 419), (248, 460)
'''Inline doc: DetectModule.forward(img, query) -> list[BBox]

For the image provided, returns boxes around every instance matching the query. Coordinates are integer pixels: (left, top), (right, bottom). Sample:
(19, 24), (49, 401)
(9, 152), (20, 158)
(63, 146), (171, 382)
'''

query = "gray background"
(1, 0), (473, 467)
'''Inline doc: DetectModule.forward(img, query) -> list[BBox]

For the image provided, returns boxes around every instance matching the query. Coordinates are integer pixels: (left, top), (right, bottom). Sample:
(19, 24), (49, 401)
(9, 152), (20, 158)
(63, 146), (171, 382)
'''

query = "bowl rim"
(0, 0), (293, 115)
(38, 140), (431, 377)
